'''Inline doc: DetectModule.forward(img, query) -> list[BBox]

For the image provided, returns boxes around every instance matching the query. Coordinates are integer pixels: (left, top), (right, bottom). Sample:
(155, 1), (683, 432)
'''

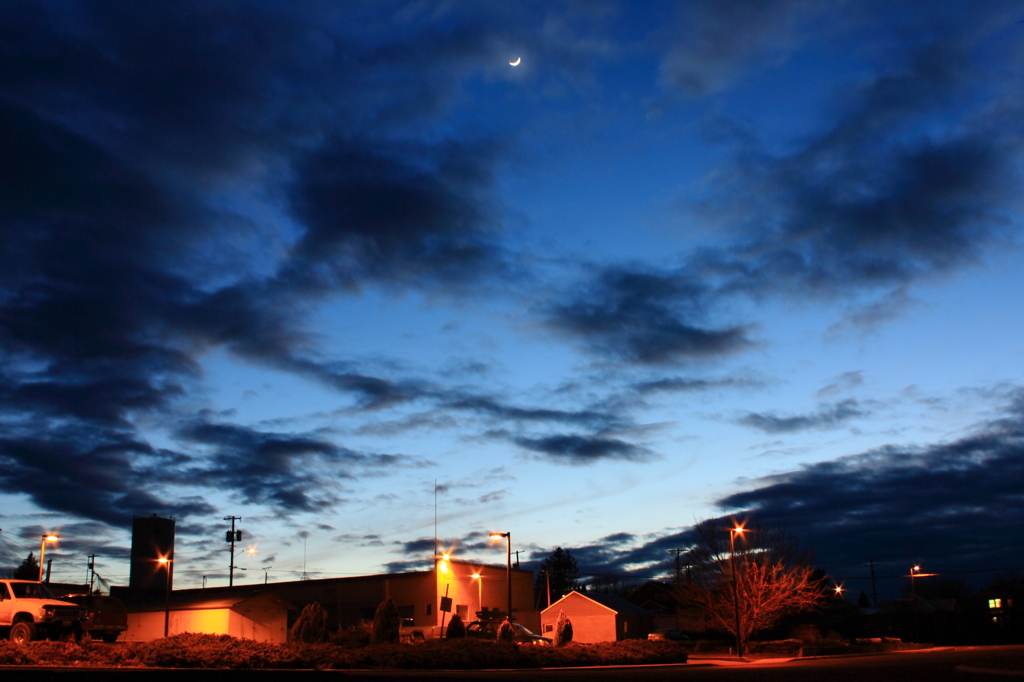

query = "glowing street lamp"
(39, 534), (59, 582)
(490, 532), (512, 620)
(729, 524), (746, 658)
(157, 557), (173, 637)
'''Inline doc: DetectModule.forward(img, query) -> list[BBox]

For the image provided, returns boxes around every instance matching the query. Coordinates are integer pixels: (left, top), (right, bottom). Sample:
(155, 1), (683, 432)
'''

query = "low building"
(124, 592), (292, 643)
(541, 591), (653, 643)
(115, 558), (538, 641)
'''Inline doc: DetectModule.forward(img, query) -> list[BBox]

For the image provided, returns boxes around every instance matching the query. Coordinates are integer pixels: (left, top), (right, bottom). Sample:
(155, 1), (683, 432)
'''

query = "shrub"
(291, 602), (330, 643)
(496, 619), (515, 642)
(372, 598), (400, 644)
(332, 620), (372, 648)
(555, 611), (573, 646)
(446, 614), (466, 639)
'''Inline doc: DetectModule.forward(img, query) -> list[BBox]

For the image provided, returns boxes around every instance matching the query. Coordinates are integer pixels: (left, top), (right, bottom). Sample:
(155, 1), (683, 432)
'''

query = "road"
(3, 645), (1024, 681)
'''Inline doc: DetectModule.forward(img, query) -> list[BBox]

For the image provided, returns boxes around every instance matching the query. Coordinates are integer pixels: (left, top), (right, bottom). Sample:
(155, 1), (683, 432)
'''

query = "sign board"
(439, 596), (452, 613)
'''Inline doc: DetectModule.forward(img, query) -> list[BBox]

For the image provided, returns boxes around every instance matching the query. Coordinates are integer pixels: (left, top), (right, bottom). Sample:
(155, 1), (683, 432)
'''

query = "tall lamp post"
(910, 564), (920, 643)
(729, 524), (746, 658)
(157, 557), (173, 637)
(471, 572), (483, 617)
(490, 532), (512, 620)
(39, 534), (59, 582)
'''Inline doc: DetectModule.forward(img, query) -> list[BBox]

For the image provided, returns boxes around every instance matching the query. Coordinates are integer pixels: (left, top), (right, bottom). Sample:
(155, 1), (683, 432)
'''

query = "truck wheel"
(10, 622), (36, 644)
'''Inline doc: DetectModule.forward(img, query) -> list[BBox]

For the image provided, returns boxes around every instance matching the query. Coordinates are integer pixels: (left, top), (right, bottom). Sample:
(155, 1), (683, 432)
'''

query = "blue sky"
(2, 1), (1023, 599)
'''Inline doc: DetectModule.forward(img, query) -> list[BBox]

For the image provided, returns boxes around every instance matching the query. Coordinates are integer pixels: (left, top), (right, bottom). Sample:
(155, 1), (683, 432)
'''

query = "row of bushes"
(0, 633), (689, 670)
(293, 599), (573, 647)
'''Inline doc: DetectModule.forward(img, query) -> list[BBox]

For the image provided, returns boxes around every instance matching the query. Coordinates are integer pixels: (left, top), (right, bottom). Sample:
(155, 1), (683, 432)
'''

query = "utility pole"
(88, 555), (96, 594)
(224, 516), (242, 587)
(669, 548), (686, 629)
(866, 559), (879, 606)
(514, 550), (520, 569)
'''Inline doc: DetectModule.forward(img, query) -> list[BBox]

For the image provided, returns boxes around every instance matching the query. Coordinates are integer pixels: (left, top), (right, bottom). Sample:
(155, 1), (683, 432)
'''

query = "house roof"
(542, 590), (652, 616)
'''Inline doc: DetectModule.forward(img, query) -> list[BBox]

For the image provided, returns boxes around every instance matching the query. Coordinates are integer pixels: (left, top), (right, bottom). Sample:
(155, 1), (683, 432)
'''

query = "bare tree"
(679, 518), (825, 649)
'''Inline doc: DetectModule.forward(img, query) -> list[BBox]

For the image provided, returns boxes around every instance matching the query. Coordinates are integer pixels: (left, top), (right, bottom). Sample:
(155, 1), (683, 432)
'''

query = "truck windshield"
(10, 582), (55, 599)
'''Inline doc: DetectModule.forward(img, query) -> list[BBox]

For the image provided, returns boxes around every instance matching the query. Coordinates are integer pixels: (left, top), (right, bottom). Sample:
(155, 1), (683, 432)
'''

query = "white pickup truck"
(0, 580), (86, 643)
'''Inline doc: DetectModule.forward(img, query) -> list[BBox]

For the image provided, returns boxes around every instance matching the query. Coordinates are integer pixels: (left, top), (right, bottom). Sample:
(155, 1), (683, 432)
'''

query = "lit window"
(989, 599), (1002, 609)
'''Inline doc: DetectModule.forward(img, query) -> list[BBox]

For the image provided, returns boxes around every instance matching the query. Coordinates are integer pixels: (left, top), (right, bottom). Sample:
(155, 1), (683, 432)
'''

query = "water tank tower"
(129, 515), (175, 591)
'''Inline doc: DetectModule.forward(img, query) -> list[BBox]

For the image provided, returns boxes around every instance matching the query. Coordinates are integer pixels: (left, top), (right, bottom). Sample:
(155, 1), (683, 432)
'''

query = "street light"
(471, 572), (483, 617)
(910, 564), (920, 642)
(490, 532), (512, 621)
(157, 557), (173, 637)
(39, 534), (59, 582)
(729, 524), (746, 658)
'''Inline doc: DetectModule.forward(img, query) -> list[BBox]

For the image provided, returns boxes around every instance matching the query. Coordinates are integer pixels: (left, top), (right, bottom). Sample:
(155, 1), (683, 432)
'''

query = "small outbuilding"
(541, 591), (653, 643)
(124, 592), (292, 643)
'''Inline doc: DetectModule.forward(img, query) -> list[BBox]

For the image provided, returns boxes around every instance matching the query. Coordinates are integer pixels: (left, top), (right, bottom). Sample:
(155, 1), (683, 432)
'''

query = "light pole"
(729, 524), (746, 658)
(157, 557), (173, 637)
(39, 534), (59, 582)
(910, 564), (920, 642)
(471, 572), (483, 618)
(490, 532), (512, 621)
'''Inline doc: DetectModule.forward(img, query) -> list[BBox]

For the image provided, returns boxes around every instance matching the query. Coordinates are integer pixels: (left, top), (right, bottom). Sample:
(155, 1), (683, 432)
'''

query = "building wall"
(124, 604), (287, 643)
(542, 592), (617, 643)
(118, 562), (540, 638)
(436, 562), (537, 630)
(540, 592), (652, 643)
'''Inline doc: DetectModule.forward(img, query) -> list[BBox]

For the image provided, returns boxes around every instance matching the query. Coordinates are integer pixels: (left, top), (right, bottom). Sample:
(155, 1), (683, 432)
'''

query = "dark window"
(426, 603), (433, 616)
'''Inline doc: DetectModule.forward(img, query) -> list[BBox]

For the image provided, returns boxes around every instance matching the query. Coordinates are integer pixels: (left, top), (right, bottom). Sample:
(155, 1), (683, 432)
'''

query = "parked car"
(648, 627), (689, 642)
(63, 594), (127, 643)
(466, 620), (552, 645)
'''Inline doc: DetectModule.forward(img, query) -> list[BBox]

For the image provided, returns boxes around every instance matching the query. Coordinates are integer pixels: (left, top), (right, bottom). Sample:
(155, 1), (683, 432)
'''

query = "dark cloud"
(693, 37), (1024, 299)
(738, 399), (866, 434)
(284, 137), (507, 291)
(513, 433), (653, 465)
(173, 418), (430, 513)
(545, 267), (753, 366)
(715, 393), (1024, 592)
(0, 429), (214, 527)
(442, 394), (621, 430)
(634, 375), (755, 395)
(0, 1), (520, 531)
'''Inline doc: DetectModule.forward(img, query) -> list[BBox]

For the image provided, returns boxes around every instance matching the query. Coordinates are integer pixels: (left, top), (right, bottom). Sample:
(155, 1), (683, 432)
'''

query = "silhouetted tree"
(857, 591), (872, 609)
(372, 598), (401, 644)
(555, 611), (573, 646)
(12, 553), (39, 581)
(446, 614), (466, 639)
(678, 518), (825, 645)
(534, 547), (580, 607)
(290, 602), (330, 643)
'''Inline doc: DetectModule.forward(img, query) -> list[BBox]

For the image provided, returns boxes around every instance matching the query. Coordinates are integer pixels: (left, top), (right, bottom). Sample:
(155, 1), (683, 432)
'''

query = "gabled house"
(541, 591), (653, 643)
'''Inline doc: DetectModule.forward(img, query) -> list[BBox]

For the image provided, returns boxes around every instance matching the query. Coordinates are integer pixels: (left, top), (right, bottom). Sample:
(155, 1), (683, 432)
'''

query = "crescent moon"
(509, 57), (521, 66)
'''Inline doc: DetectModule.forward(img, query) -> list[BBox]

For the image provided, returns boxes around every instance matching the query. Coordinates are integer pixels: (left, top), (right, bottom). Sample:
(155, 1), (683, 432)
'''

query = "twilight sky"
(2, 1), (1024, 598)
